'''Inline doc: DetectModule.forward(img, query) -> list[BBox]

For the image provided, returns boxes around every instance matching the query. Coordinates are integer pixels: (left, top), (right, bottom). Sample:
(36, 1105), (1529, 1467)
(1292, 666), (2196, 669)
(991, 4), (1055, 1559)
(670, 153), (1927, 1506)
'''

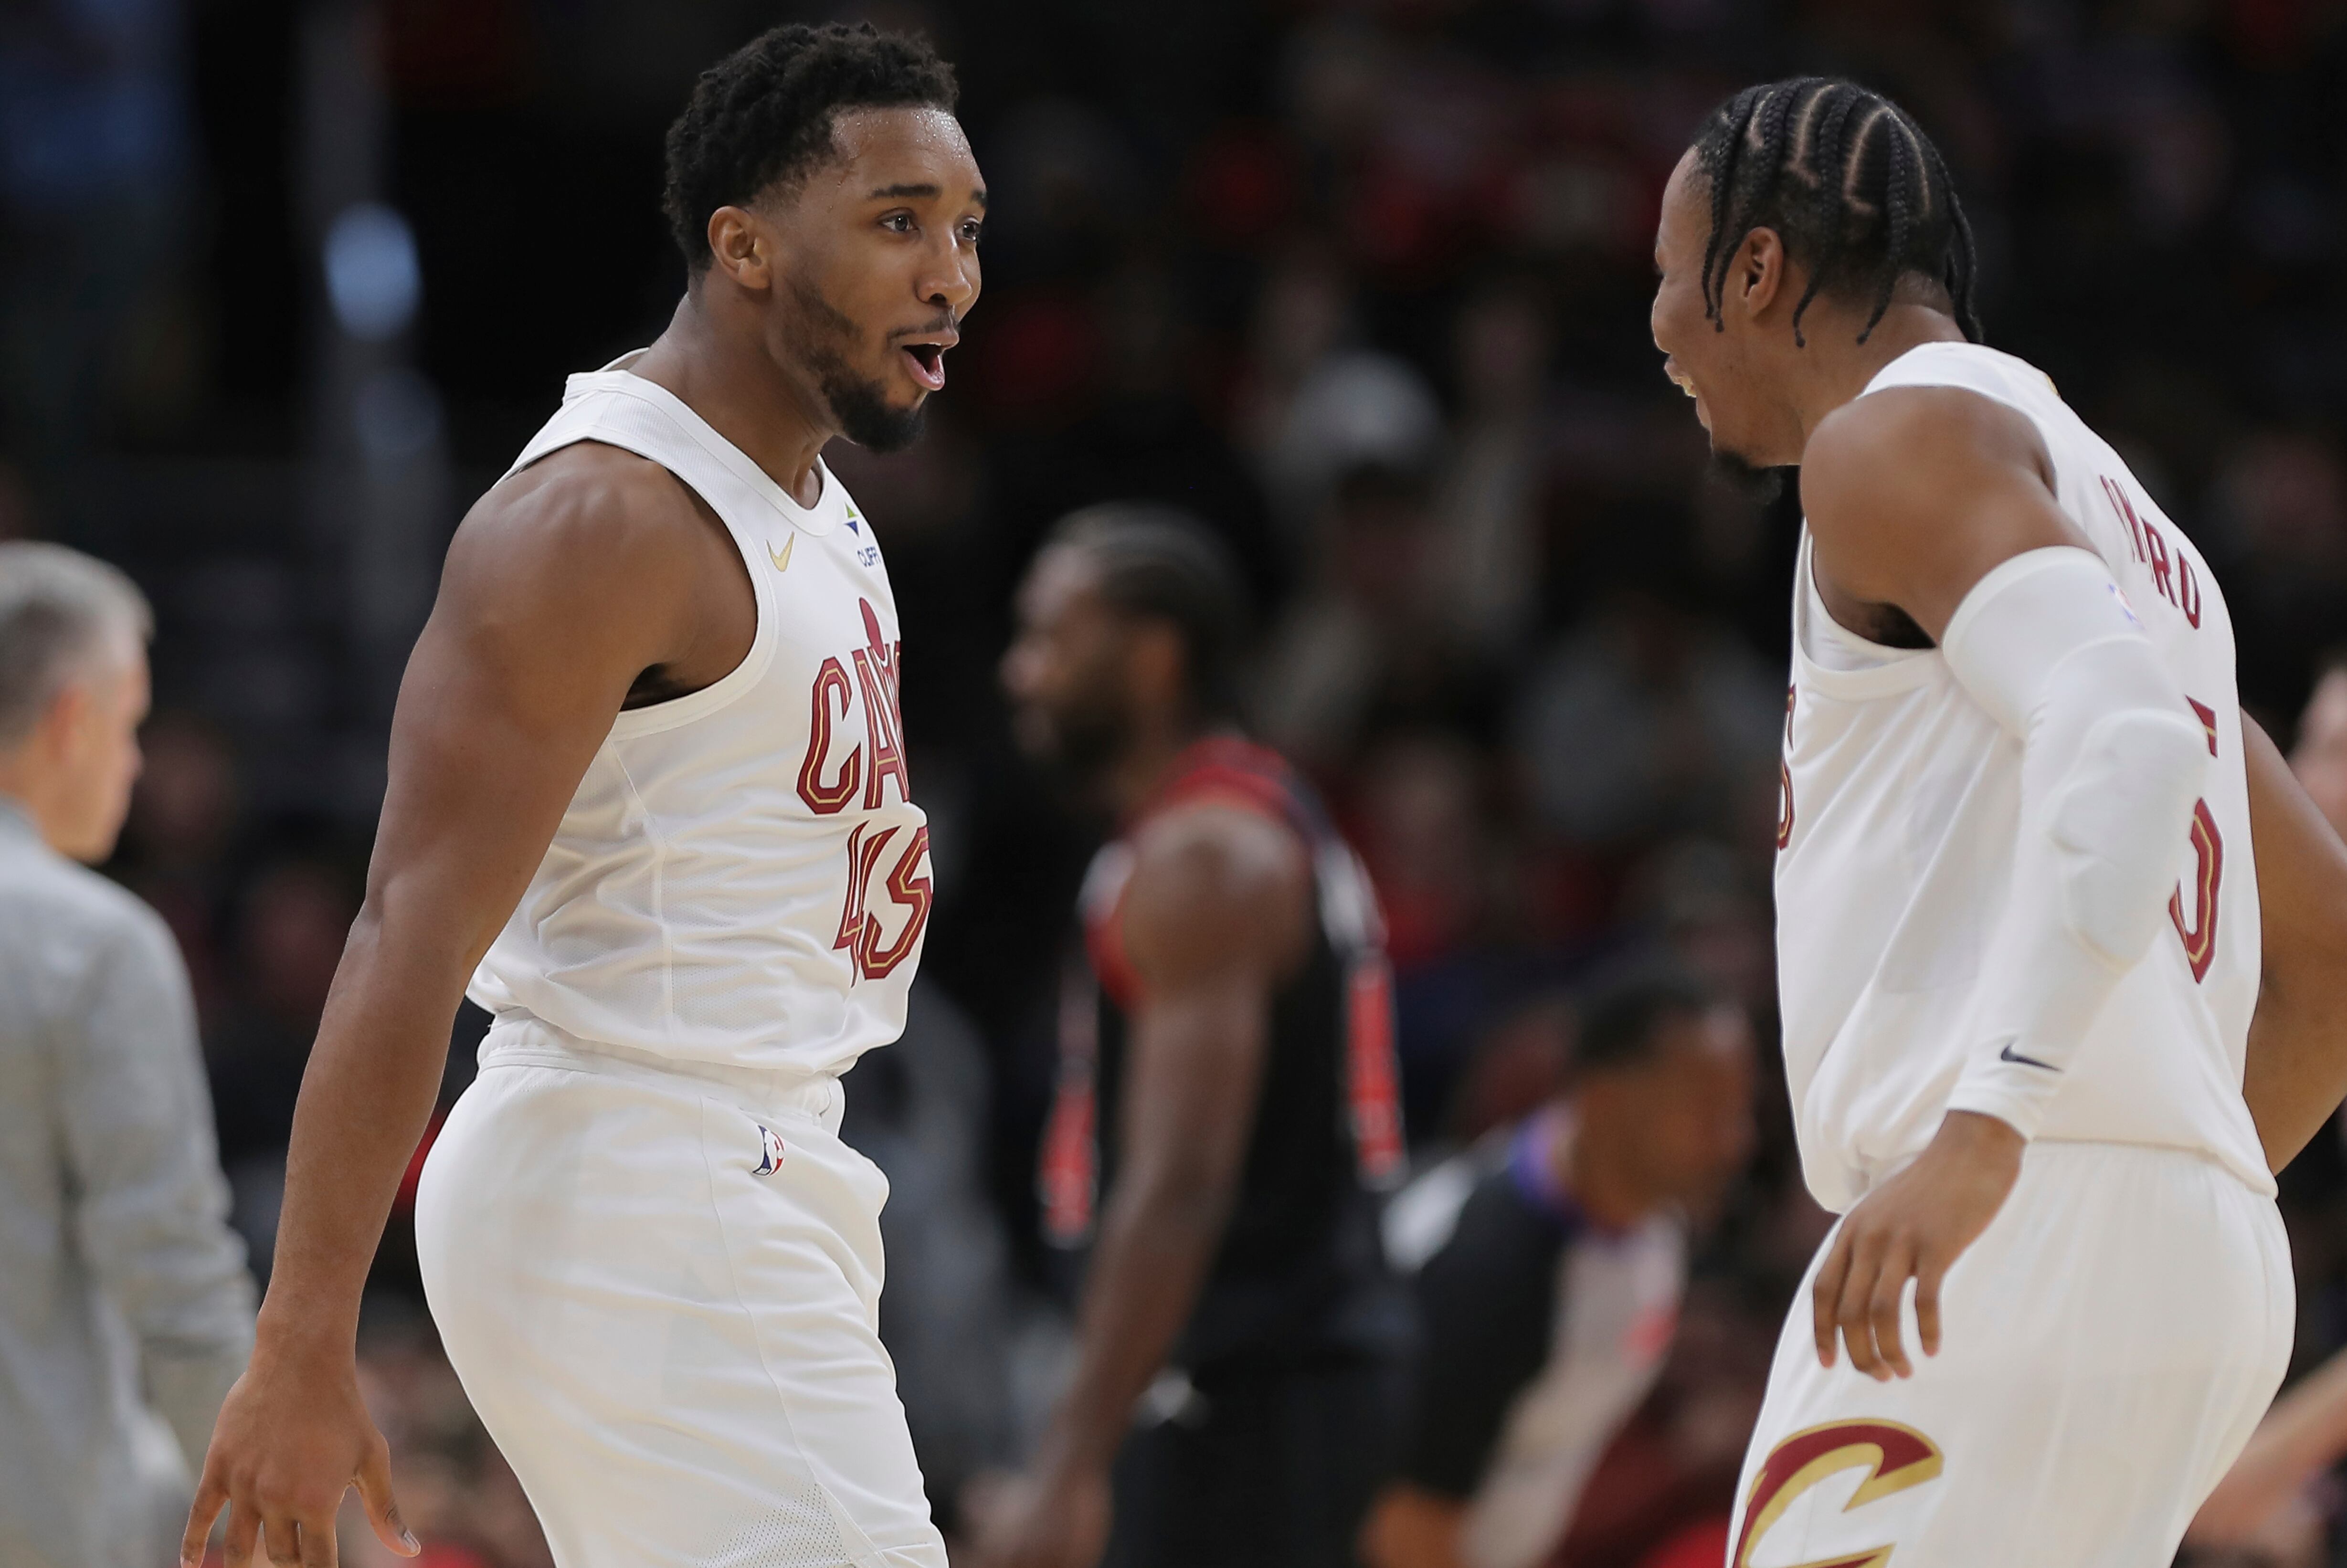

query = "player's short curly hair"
(662, 22), (959, 271)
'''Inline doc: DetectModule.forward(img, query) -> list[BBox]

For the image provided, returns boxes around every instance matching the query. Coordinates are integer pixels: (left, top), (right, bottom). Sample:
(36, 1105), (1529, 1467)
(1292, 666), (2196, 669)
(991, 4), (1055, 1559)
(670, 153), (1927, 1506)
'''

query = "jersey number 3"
(2169, 698), (2223, 984)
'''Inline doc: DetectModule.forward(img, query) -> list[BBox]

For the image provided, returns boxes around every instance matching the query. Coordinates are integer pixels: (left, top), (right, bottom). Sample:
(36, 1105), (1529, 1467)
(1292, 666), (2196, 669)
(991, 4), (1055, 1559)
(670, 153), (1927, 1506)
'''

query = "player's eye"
(960, 220), (983, 243)
(883, 212), (915, 233)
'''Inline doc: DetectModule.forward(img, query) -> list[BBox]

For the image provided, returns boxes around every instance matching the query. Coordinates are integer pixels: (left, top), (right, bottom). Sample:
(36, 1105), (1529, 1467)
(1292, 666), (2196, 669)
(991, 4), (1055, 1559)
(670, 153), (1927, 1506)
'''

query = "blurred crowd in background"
(12, 0), (2347, 1562)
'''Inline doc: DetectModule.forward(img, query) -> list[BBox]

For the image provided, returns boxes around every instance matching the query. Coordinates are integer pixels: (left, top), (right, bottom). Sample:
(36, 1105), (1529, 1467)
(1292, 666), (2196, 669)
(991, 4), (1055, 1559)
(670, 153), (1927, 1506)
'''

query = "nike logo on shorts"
(1999, 1042), (2061, 1073)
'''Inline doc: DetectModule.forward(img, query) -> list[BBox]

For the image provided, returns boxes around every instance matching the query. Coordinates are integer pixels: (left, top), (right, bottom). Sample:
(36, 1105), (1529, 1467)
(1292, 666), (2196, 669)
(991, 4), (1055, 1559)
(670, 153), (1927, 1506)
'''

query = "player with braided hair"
(1654, 77), (2347, 1565)
(186, 21), (980, 1568)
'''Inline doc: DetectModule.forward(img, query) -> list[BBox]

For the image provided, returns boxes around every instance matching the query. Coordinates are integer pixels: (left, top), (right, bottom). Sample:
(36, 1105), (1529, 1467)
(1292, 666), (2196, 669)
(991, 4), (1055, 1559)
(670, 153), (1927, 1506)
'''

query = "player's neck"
(633, 292), (835, 510)
(1108, 716), (1215, 821)
(1783, 303), (1968, 454)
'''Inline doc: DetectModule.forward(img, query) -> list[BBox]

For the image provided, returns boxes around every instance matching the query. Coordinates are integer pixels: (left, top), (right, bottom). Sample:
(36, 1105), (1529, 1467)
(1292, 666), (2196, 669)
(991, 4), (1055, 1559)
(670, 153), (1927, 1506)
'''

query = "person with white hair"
(0, 541), (255, 1568)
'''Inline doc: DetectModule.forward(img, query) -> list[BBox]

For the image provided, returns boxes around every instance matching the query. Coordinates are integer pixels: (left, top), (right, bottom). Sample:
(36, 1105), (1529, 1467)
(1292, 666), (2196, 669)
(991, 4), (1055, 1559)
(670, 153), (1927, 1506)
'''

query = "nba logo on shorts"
(752, 1125), (787, 1176)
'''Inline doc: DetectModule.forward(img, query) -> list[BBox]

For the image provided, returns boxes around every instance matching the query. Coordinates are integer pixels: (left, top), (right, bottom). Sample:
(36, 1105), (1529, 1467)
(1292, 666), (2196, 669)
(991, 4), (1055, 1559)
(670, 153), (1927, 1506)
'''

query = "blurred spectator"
(1256, 462), (1470, 770)
(207, 852), (361, 1278)
(1436, 277), (1554, 661)
(0, 542), (254, 1568)
(1512, 581), (1780, 854)
(109, 708), (242, 1026)
(1367, 964), (1755, 1568)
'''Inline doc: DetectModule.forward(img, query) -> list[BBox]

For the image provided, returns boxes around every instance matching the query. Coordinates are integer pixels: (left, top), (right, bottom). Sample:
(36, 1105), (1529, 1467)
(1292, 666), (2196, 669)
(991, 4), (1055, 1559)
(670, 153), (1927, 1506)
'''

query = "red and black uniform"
(1038, 734), (1410, 1568)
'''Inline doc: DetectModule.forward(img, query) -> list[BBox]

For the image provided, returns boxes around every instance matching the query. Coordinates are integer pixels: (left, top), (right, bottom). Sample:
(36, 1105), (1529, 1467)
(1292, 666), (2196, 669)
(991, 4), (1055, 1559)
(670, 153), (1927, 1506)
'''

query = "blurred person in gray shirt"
(0, 542), (255, 1568)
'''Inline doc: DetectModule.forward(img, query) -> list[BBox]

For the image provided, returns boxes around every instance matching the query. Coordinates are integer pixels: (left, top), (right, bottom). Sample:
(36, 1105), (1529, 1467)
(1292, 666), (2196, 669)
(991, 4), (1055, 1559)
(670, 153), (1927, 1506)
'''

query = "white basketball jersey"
(466, 353), (930, 1078)
(1776, 342), (2272, 1212)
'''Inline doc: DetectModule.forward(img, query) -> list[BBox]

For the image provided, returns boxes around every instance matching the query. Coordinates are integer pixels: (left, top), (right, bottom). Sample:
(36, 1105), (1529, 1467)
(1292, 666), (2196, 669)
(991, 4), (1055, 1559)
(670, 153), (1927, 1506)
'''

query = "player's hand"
(960, 1456), (1111, 1568)
(1811, 1109), (2024, 1380)
(180, 1335), (418, 1568)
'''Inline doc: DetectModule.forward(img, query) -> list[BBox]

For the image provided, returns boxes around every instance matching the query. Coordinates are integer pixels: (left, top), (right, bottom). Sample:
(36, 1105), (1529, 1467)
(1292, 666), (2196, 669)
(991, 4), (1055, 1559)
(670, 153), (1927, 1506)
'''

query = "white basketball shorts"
(1732, 1140), (2290, 1568)
(413, 1017), (947, 1568)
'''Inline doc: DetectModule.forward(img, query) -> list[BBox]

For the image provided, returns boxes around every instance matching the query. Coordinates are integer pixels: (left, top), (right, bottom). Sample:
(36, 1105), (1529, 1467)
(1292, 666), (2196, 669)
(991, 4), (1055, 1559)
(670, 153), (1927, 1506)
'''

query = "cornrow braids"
(1691, 77), (1981, 347)
(663, 22), (959, 270)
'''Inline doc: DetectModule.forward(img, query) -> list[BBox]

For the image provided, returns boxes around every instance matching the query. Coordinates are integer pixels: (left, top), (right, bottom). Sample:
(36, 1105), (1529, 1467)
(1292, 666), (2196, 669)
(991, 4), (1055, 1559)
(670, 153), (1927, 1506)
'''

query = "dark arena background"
(11, 2), (2347, 1565)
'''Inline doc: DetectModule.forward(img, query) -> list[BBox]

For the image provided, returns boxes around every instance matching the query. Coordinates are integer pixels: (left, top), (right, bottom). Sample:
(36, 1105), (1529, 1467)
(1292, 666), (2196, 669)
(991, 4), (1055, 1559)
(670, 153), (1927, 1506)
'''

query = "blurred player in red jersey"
(973, 506), (1410, 1568)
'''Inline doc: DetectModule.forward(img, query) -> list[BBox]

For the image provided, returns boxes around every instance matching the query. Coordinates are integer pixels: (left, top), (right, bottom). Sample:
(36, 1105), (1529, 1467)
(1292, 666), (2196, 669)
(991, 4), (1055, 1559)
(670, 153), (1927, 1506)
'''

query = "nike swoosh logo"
(768, 535), (793, 572)
(1999, 1042), (2060, 1073)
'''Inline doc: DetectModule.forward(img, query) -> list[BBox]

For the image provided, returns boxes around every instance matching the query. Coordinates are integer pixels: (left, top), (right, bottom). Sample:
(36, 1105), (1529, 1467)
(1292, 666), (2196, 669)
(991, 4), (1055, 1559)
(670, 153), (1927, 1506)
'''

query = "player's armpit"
(1799, 385), (2088, 643)
(2241, 714), (2347, 1172)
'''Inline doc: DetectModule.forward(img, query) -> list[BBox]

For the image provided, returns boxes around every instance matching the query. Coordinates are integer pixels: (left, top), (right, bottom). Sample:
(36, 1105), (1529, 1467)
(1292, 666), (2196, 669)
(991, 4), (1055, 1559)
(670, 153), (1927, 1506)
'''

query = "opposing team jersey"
(466, 352), (930, 1078)
(1776, 342), (2272, 1213)
(1038, 735), (1409, 1369)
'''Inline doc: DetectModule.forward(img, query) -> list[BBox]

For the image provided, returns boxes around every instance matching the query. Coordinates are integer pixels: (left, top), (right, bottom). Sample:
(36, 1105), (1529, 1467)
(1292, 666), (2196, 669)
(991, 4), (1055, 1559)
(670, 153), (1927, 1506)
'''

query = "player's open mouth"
(900, 337), (952, 392)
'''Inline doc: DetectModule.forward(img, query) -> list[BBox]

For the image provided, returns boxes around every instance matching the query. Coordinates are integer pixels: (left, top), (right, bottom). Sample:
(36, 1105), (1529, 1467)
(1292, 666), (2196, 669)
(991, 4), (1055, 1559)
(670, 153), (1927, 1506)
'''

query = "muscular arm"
(1799, 388), (2205, 1379)
(2240, 714), (2347, 1171)
(980, 803), (1311, 1568)
(185, 447), (740, 1567)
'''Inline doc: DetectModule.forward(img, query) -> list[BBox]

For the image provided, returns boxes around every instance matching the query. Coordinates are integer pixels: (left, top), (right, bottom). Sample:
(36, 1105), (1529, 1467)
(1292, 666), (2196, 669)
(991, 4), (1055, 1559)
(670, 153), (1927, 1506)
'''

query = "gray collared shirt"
(0, 800), (255, 1568)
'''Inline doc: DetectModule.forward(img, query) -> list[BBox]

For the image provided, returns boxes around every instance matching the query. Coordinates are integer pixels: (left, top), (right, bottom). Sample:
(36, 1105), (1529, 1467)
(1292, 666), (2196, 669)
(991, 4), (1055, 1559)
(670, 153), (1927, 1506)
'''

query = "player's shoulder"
(1122, 796), (1313, 969)
(1805, 379), (2048, 510)
(447, 441), (716, 607)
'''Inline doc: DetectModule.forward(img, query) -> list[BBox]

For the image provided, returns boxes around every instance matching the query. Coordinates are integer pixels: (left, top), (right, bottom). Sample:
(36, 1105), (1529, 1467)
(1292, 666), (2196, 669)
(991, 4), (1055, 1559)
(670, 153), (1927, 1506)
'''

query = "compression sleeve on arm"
(1937, 546), (2210, 1140)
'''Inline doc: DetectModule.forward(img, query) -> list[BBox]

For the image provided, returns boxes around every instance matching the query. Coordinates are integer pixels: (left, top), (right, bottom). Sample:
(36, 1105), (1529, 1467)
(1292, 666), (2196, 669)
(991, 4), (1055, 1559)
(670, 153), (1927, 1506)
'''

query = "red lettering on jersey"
(2177, 555), (2203, 629)
(2143, 520), (2176, 606)
(861, 826), (932, 979)
(2101, 475), (2149, 563)
(797, 657), (861, 814)
(1345, 956), (1406, 1187)
(835, 823), (894, 955)
(854, 599), (911, 809)
(831, 821), (934, 982)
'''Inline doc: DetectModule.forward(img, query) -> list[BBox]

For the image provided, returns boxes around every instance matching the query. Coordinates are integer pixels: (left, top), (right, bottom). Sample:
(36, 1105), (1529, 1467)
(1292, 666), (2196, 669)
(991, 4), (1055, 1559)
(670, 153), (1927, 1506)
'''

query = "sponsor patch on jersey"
(752, 1124), (787, 1176)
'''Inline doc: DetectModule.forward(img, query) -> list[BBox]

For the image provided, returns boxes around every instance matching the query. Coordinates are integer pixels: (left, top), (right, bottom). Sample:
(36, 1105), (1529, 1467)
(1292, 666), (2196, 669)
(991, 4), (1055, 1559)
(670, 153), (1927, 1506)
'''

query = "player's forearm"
(253, 904), (471, 1358)
(1938, 549), (2208, 1136)
(2244, 974), (2347, 1172)
(1035, 1167), (1237, 1475)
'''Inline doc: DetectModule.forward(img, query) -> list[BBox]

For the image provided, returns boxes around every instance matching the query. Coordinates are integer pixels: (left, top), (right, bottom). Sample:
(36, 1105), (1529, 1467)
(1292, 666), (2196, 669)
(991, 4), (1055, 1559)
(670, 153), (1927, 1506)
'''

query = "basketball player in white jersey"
(1648, 78), (2347, 1566)
(180, 24), (980, 1568)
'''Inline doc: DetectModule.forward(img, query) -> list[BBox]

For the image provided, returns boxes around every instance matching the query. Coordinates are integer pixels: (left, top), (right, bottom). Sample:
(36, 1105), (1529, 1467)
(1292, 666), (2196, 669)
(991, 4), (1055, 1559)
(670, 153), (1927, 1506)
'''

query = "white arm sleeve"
(1937, 546), (2210, 1140)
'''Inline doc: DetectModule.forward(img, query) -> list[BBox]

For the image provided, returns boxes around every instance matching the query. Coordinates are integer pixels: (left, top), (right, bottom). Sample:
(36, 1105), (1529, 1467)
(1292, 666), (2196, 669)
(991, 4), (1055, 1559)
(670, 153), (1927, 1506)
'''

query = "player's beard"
(787, 274), (926, 454)
(1015, 688), (1132, 805)
(1709, 446), (1786, 505)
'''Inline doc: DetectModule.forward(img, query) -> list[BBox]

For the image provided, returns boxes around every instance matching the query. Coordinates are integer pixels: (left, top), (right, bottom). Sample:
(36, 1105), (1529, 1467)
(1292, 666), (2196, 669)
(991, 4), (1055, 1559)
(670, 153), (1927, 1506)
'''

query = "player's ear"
(1125, 621), (1187, 713)
(705, 205), (776, 293)
(1731, 226), (1786, 325)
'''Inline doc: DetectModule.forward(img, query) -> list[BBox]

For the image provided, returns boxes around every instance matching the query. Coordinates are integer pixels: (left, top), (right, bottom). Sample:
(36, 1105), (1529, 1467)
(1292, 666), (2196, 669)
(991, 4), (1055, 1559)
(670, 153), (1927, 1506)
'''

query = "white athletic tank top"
(465, 352), (930, 1079)
(1776, 341), (2272, 1212)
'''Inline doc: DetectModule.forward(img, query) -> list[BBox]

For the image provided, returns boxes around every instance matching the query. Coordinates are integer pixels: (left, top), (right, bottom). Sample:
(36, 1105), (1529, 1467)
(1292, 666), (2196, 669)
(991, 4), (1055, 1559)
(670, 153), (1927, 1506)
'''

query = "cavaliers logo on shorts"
(1733, 1419), (1942, 1568)
(752, 1124), (787, 1176)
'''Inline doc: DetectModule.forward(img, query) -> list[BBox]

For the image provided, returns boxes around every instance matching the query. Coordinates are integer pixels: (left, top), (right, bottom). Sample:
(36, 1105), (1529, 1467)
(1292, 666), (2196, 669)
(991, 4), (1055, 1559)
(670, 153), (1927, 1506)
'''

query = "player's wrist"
(1934, 1108), (2028, 1170)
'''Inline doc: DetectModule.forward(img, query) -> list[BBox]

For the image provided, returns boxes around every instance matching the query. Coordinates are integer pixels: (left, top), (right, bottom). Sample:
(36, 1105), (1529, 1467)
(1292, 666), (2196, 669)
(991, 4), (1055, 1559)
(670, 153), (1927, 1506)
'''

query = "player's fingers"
(1811, 1227), (1855, 1366)
(298, 1511), (337, 1568)
(181, 1469), (230, 1567)
(1869, 1237), (1914, 1378)
(1836, 1229), (1890, 1379)
(260, 1511), (305, 1568)
(355, 1436), (421, 1557)
(222, 1501), (260, 1568)
(1915, 1253), (1949, 1358)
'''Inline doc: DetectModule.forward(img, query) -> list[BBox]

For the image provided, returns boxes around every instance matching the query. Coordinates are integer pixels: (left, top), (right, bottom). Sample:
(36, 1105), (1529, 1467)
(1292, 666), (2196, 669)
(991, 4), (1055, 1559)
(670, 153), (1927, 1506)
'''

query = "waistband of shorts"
(478, 1012), (846, 1133)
